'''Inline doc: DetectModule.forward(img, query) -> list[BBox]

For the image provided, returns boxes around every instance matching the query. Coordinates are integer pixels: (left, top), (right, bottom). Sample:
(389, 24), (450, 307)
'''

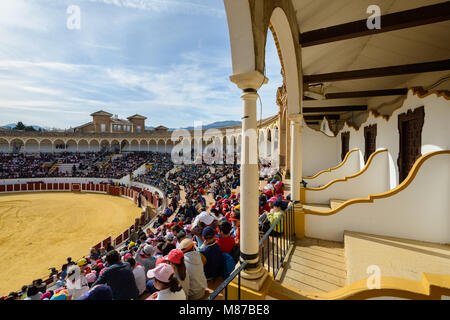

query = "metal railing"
(206, 261), (247, 300)
(259, 202), (296, 279)
(206, 201), (296, 300)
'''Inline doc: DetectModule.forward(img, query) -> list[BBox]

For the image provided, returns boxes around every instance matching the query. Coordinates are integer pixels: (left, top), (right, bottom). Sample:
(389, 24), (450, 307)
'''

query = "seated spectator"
(167, 249), (190, 298)
(33, 279), (47, 294)
(267, 200), (284, 234)
(134, 244), (156, 277)
(179, 238), (207, 300)
(176, 231), (186, 249)
(78, 284), (113, 300)
(199, 227), (224, 281)
(216, 221), (235, 254)
(24, 285), (42, 300)
(92, 250), (139, 300)
(66, 265), (89, 300)
(146, 263), (186, 300)
(126, 257), (147, 296)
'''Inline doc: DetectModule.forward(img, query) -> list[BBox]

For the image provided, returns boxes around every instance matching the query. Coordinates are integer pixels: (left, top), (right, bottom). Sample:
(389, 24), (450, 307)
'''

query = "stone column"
(230, 70), (268, 288)
(289, 114), (303, 202)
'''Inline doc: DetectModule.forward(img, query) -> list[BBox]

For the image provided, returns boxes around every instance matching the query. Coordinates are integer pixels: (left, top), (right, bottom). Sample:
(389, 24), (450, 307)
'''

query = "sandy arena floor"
(0, 192), (142, 295)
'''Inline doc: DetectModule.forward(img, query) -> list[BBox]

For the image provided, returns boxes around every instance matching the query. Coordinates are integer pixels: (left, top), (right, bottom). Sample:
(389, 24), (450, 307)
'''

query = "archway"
(24, 139), (39, 154)
(100, 140), (110, 153)
(53, 139), (66, 153)
(78, 139), (89, 153)
(0, 138), (9, 153)
(130, 139), (140, 152)
(140, 140), (148, 153)
(89, 140), (100, 152)
(10, 139), (24, 153)
(111, 140), (120, 153)
(66, 139), (78, 153)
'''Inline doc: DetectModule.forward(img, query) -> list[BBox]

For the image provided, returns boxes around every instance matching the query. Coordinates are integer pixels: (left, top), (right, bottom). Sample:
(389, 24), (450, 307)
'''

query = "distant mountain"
(183, 120), (241, 130)
(146, 120), (241, 132)
(1, 123), (46, 131)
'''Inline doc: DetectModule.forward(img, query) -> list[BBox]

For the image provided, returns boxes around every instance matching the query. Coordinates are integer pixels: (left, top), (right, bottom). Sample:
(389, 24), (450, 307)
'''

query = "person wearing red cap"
(167, 249), (190, 298)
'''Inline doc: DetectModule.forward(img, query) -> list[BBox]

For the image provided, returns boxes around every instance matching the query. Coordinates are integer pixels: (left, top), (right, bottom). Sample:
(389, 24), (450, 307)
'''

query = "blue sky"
(0, 0), (282, 129)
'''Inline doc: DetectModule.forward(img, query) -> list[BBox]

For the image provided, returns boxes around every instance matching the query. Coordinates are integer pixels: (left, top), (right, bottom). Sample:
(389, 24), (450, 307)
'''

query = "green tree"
(14, 121), (26, 130)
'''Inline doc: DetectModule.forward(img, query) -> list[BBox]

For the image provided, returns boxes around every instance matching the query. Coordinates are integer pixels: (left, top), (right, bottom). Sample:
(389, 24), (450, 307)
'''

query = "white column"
(290, 114), (303, 202)
(230, 70), (268, 281)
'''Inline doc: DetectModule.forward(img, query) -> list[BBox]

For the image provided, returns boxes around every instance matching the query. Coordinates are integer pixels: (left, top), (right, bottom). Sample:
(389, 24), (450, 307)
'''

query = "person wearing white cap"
(146, 263), (186, 300)
(134, 243), (156, 279)
(192, 211), (216, 229)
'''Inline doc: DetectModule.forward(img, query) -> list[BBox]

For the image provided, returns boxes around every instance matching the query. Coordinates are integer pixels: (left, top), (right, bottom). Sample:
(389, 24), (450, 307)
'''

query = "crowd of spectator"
(0, 150), (290, 300)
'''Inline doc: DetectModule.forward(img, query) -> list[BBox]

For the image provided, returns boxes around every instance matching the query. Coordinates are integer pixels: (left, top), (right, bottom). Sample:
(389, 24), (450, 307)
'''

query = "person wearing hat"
(199, 226), (223, 280)
(179, 238), (207, 300)
(146, 263), (186, 300)
(66, 265), (89, 300)
(167, 249), (190, 298)
(77, 258), (89, 275)
(134, 243), (156, 278)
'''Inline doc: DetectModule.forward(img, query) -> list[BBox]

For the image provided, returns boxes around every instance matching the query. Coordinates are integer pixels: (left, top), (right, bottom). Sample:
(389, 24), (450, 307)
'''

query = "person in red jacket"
(216, 221), (235, 254)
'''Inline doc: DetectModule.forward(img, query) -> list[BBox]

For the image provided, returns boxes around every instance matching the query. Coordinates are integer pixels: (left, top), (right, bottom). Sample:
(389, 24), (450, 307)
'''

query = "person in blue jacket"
(199, 226), (224, 280)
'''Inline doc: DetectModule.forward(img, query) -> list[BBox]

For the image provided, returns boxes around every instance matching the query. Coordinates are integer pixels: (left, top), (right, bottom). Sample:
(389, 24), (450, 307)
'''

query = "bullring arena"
(0, 192), (143, 294)
(1, 0), (450, 302)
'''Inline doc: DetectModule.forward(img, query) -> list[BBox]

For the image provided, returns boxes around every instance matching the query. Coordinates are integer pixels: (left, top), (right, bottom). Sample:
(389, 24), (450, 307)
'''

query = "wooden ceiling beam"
(303, 59), (450, 84)
(299, 2), (450, 47)
(304, 115), (340, 121)
(303, 105), (367, 113)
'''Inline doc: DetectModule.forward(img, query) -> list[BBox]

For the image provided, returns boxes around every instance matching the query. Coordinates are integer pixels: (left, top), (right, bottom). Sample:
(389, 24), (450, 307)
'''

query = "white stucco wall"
(303, 148), (361, 188)
(302, 124), (340, 177)
(305, 149), (390, 204)
(336, 91), (450, 189)
(305, 152), (450, 244)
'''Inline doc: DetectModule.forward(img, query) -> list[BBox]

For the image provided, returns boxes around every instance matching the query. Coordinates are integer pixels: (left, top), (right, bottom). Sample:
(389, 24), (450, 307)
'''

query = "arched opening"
(111, 140), (120, 153)
(40, 139), (52, 153)
(100, 140), (110, 153)
(140, 140), (148, 153)
(53, 139), (66, 153)
(25, 139), (39, 154)
(121, 140), (130, 152)
(148, 139), (157, 153)
(165, 140), (175, 156)
(266, 128), (272, 158)
(10, 139), (24, 153)
(130, 140), (140, 152)
(258, 129), (266, 160)
(0, 138), (9, 153)
(78, 139), (89, 152)
(89, 140), (100, 152)
(269, 7), (301, 115)
(66, 139), (78, 153)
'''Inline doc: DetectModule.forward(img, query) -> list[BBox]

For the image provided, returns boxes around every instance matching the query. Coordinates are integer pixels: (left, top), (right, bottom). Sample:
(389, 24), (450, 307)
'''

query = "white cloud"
(83, 0), (224, 17)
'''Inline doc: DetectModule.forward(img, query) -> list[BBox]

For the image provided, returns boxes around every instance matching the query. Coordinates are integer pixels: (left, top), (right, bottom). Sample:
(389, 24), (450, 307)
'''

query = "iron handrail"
(206, 201), (296, 300)
(259, 201), (295, 246)
(206, 261), (248, 300)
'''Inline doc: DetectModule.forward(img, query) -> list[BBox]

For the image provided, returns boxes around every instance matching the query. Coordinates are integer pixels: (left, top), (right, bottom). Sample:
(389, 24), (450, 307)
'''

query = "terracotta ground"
(0, 192), (142, 295)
